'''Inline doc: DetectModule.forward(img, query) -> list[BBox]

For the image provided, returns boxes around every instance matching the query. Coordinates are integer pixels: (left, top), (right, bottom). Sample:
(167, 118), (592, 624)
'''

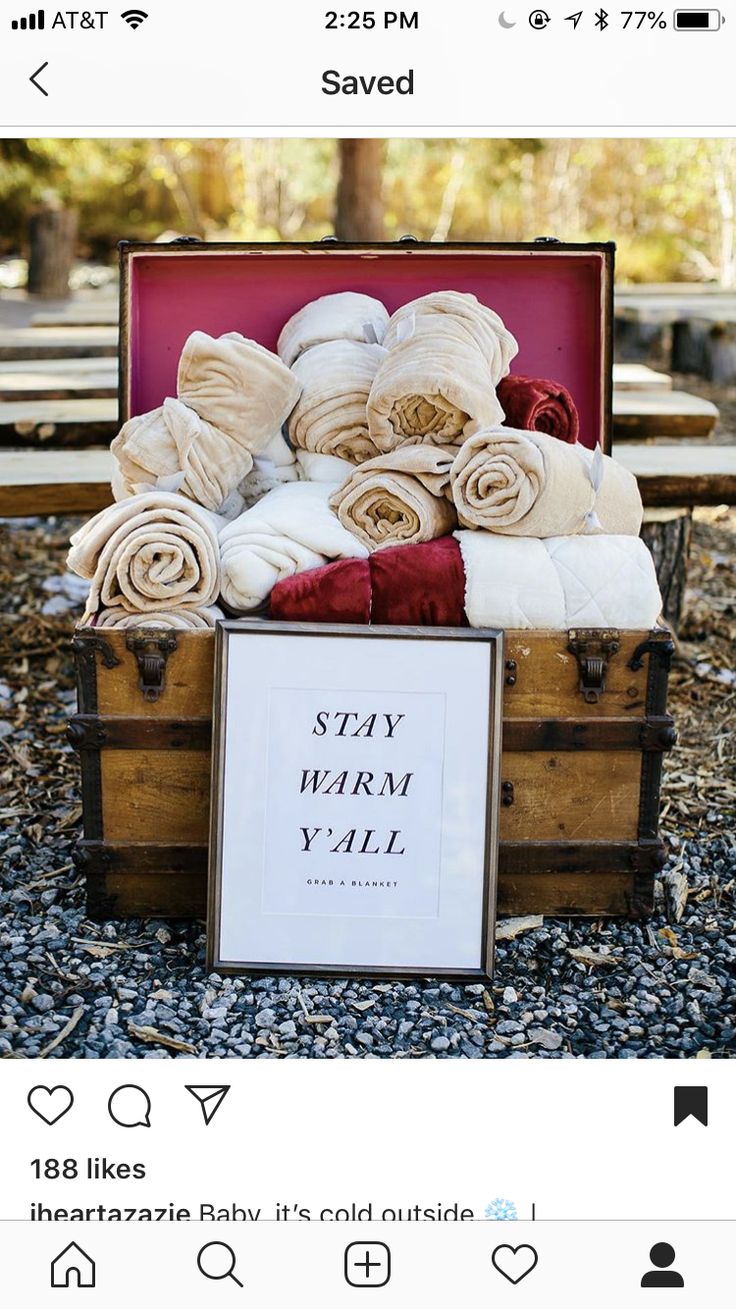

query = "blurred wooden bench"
(615, 442), (736, 628)
(613, 390), (719, 440)
(0, 397), (117, 446)
(0, 448), (114, 517)
(0, 325), (118, 361)
(0, 358), (118, 401)
(612, 363), (672, 391)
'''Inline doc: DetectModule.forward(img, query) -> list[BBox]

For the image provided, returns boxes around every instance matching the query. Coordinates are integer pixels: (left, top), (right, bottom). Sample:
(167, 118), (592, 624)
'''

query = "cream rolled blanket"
(111, 332), (301, 514)
(219, 481), (369, 613)
(457, 532), (662, 630)
(277, 292), (389, 367)
(288, 340), (387, 463)
(367, 317), (507, 452)
(92, 604), (224, 631)
(67, 492), (222, 619)
(384, 290), (518, 380)
(329, 446), (457, 551)
(451, 427), (643, 537)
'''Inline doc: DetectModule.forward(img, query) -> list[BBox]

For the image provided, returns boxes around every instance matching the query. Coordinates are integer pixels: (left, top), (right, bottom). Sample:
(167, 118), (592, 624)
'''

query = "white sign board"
(208, 622), (503, 979)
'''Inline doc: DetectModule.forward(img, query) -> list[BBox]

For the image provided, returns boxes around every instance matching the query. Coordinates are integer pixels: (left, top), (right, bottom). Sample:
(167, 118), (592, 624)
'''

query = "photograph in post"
(0, 138), (733, 1060)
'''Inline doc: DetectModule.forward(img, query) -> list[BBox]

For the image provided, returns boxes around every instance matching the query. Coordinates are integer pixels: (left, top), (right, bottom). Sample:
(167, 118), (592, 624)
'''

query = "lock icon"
(529, 8), (551, 27)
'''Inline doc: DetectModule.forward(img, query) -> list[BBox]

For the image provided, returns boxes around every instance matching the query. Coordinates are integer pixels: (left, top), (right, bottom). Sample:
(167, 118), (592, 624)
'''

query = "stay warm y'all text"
(299, 708), (412, 864)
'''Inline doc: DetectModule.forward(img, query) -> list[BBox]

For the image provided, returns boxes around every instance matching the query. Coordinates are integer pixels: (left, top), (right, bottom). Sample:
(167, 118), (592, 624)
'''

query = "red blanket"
(498, 375), (579, 444)
(270, 535), (468, 627)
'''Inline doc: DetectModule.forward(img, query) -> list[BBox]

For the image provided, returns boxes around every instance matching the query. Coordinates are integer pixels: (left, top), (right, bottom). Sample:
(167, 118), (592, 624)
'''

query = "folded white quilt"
(457, 532), (662, 630)
(451, 426), (643, 537)
(67, 492), (222, 619)
(219, 481), (369, 613)
(111, 332), (301, 514)
(92, 604), (224, 630)
(277, 292), (389, 367)
(330, 446), (457, 551)
(288, 339), (387, 462)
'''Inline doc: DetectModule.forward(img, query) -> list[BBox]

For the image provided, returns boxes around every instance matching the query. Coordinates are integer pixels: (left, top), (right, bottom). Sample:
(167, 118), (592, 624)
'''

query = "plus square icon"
(344, 1242), (391, 1288)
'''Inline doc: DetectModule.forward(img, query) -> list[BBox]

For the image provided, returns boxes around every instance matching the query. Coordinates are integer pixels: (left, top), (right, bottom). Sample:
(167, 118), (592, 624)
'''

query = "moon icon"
(498, 10), (517, 26)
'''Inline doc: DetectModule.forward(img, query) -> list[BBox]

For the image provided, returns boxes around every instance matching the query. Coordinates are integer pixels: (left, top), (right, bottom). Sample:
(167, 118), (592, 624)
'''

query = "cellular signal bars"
(11, 9), (45, 28)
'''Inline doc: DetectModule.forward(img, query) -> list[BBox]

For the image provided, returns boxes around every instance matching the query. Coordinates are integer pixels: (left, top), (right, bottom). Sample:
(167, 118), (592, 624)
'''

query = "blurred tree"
(335, 140), (385, 240)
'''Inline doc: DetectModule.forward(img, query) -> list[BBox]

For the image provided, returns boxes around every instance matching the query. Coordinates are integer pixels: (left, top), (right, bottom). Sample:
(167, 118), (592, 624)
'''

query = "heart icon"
(27, 1085), (74, 1126)
(492, 1244), (539, 1285)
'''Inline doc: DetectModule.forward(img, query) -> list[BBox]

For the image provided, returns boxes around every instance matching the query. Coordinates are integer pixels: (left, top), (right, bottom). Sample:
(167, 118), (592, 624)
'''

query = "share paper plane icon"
(186, 1085), (231, 1126)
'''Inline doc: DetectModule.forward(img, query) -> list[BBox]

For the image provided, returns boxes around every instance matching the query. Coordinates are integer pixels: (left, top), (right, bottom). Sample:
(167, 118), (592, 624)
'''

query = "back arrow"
(30, 62), (49, 96)
(565, 10), (583, 26)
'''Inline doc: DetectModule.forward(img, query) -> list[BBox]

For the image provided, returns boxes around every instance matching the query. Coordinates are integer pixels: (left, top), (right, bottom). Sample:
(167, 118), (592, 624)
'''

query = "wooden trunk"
(70, 625), (675, 921)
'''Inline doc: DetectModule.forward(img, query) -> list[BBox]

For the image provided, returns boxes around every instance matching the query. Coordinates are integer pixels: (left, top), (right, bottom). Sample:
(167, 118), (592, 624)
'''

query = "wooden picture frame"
(207, 621), (504, 980)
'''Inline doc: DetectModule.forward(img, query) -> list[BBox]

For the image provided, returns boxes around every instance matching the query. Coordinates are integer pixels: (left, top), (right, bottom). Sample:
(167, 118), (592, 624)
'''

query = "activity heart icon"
(27, 1085), (74, 1125)
(491, 1243), (539, 1285)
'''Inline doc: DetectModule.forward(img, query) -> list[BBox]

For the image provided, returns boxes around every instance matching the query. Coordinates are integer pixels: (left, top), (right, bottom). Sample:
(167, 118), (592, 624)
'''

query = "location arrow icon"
(565, 10), (583, 27)
(30, 61), (49, 96)
(186, 1084), (230, 1126)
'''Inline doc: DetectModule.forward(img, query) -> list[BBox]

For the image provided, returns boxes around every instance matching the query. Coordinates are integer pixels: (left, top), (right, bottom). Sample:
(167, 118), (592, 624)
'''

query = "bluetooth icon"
(595, 7), (609, 27)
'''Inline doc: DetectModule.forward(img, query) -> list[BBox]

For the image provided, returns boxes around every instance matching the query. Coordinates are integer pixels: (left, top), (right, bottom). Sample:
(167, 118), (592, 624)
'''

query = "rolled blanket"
(451, 427), (642, 537)
(67, 492), (222, 619)
(367, 317), (507, 452)
(384, 291), (518, 380)
(111, 332), (301, 514)
(270, 536), (468, 627)
(277, 291), (389, 367)
(288, 340), (387, 462)
(329, 446), (457, 551)
(457, 532), (662, 630)
(497, 375), (580, 444)
(91, 604), (224, 630)
(219, 480), (368, 614)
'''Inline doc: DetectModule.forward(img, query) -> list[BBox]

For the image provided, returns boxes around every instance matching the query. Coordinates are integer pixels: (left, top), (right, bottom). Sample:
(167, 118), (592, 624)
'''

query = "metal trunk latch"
(567, 629), (621, 704)
(125, 631), (178, 703)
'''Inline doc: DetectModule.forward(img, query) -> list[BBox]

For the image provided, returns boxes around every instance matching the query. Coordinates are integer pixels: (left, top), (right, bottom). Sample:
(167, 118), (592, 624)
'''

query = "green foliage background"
(2, 137), (736, 284)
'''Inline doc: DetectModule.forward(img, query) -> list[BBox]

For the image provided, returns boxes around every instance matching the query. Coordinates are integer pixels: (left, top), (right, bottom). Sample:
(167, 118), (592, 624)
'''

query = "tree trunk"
(641, 509), (693, 632)
(335, 140), (385, 242)
(27, 205), (77, 298)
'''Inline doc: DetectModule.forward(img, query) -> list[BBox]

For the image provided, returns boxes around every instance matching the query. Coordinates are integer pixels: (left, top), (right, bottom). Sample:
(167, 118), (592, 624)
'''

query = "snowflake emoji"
(484, 1198), (518, 1220)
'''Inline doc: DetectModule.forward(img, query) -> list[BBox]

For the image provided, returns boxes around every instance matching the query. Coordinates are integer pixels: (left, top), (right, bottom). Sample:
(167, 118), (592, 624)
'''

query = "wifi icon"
(121, 8), (148, 27)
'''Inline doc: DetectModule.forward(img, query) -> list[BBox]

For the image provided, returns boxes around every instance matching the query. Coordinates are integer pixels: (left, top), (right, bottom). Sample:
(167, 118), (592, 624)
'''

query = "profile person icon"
(641, 1243), (685, 1288)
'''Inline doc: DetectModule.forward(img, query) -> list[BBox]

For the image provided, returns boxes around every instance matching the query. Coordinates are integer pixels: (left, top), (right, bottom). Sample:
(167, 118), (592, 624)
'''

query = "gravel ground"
(0, 508), (734, 1060)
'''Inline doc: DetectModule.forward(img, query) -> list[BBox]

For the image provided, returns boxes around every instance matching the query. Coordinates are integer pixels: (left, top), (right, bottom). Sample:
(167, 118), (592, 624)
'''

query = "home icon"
(50, 1241), (96, 1288)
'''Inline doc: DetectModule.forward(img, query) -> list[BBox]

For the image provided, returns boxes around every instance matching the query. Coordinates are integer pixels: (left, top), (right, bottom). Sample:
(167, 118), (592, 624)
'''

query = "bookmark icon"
(186, 1085), (231, 1126)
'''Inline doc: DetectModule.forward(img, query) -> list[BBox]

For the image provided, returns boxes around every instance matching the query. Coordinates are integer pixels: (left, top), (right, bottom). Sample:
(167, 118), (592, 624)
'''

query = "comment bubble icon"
(108, 1084), (152, 1128)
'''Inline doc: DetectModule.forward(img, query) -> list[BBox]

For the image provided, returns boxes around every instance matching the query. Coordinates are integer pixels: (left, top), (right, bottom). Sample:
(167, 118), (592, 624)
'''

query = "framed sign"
(207, 621), (503, 980)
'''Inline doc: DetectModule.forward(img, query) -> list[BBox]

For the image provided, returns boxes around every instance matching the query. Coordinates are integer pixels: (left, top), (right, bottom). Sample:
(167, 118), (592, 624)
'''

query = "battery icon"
(674, 9), (723, 28)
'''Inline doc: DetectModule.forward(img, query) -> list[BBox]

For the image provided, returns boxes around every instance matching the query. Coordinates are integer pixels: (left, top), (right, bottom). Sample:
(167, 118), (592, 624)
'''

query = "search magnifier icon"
(197, 1241), (244, 1288)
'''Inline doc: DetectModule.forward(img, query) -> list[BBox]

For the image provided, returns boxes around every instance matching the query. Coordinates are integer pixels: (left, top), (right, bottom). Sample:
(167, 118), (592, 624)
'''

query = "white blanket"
(367, 317), (507, 452)
(457, 532), (662, 630)
(111, 332), (301, 514)
(219, 481), (369, 613)
(384, 291), (518, 380)
(288, 339), (387, 462)
(92, 605), (224, 630)
(277, 292), (389, 367)
(451, 426), (643, 537)
(67, 492), (223, 619)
